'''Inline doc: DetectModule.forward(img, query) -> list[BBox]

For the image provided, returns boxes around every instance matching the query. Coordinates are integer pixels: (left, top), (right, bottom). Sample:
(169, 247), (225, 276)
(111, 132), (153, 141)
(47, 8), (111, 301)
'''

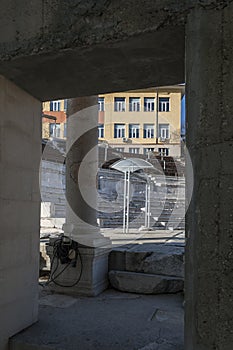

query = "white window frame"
(144, 97), (155, 112)
(98, 124), (104, 138)
(114, 124), (125, 138)
(114, 98), (126, 112)
(129, 148), (140, 154)
(159, 97), (170, 112)
(129, 124), (140, 138)
(98, 97), (105, 112)
(114, 147), (124, 153)
(50, 100), (61, 112)
(159, 124), (170, 140)
(129, 97), (140, 112)
(144, 124), (155, 138)
(49, 123), (61, 138)
(158, 148), (169, 156)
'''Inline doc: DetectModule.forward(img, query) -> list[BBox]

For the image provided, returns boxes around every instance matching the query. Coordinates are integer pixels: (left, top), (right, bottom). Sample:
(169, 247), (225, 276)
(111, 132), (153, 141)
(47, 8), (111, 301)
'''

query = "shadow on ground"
(10, 289), (184, 350)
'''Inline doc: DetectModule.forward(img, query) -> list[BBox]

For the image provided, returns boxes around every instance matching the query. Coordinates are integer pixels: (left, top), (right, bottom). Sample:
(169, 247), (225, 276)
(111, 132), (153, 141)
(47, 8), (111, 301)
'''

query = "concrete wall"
(0, 2), (185, 101)
(185, 4), (233, 349)
(0, 76), (41, 350)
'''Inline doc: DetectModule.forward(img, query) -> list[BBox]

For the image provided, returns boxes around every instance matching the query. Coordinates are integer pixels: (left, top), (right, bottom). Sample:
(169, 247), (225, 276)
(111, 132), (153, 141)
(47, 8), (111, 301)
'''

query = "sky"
(181, 95), (185, 136)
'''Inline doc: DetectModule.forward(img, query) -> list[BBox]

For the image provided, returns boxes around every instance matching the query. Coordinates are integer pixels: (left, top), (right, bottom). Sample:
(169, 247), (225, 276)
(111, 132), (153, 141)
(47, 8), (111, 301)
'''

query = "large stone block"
(47, 242), (111, 296)
(126, 245), (184, 278)
(108, 248), (126, 271)
(109, 270), (184, 294)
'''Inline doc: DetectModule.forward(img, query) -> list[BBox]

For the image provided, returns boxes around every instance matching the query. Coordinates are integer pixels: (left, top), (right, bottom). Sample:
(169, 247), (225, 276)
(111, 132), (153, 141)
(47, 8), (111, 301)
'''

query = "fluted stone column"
(48, 96), (111, 296)
(64, 96), (110, 248)
(185, 4), (233, 350)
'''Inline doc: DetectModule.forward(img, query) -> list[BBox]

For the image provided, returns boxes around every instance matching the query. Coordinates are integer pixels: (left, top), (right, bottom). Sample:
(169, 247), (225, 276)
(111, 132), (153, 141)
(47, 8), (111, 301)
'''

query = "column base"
(63, 223), (111, 248)
(46, 239), (111, 296)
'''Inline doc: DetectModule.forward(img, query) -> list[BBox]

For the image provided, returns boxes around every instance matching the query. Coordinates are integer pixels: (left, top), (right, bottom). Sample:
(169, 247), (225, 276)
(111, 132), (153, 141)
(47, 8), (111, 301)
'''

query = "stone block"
(41, 202), (55, 218)
(40, 242), (50, 271)
(108, 249), (126, 271)
(109, 270), (184, 294)
(40, 218), (56, 228)
(47, 242), (111, 296)
(125, 245), (184, 278)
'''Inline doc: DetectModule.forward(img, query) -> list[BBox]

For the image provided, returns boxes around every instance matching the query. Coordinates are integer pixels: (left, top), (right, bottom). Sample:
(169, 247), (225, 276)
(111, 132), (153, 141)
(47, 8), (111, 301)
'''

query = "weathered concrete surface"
(10, 289), (184, 350)
(109, 244), (184, 277)
(185, 3), (233, 350)
(0, 1), (186, 100)
(125, 245), (184, 278)
(0, 75), (41, 350)
(109, 270), (184, 294)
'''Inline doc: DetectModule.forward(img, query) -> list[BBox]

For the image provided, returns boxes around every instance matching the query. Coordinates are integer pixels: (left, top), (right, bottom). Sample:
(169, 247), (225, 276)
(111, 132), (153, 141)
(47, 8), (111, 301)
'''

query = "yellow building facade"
(42, 100), (67, 139)
(98, 85), (184, 157)
(42, 86), (184, 158)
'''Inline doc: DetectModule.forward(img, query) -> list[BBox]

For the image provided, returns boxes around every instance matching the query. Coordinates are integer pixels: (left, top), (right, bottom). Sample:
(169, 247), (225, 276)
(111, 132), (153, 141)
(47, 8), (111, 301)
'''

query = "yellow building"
(42, 100), (67, 139)
(98, 85), (184, 157)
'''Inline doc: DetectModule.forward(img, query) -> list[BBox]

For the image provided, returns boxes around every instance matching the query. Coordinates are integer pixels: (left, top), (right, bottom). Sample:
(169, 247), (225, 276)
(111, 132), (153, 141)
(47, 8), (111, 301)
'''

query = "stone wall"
(0, 75), (41, 350)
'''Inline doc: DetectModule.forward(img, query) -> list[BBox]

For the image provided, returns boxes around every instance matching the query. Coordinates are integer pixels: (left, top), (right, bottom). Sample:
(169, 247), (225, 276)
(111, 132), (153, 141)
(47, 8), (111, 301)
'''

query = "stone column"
(185, 4), (233, 350)
(64, 96), (110, 246)
(48, 96), (111, 296)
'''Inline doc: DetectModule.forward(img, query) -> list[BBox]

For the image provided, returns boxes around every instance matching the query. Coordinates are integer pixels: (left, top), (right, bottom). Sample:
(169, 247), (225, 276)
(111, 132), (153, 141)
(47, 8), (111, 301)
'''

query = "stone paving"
(10, 289), (184, 350)
(25, 230), (186, 350)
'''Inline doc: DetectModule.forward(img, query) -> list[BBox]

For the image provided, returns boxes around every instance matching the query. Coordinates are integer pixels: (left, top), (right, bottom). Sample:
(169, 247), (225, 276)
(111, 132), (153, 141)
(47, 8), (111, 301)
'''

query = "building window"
(159, 97), (170, 112)
(63, 123), (67, 138)
(129, 124), (140, 138)
(50, 100), (61, 111)
(159, 124), (170, 140)
(144, 124), (155, 138)
(144, 97), (155, 112)
(98, 124), (104, 138)
(129, 97), (140, 112)
(158, 148), (169, 156)
(64, 99), (68, 111)
(129, 148), (140, 154)
(144, 147), (155, 155)
(114, 124), (125, 138)
(114, 147), (124, 153)
(98, 97), (105, 111)
(49, 123), (61, 138)
(114, 97), (126, 112)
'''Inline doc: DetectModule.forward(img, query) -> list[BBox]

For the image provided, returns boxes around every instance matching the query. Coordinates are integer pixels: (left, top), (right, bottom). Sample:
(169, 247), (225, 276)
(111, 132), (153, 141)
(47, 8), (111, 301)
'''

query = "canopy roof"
(110, 158), (154, 173)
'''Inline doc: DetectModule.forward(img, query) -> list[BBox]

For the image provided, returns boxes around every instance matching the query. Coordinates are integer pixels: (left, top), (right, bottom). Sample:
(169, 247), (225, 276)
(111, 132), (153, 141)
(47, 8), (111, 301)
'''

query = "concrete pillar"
(0, 76), (41, 350)
(48, 96), (111, 296)
(185, 4), (233, 350)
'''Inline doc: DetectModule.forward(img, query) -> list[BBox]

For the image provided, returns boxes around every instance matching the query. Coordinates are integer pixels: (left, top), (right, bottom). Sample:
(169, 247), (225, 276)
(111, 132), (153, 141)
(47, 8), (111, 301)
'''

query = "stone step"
(109, 270), (184, 294)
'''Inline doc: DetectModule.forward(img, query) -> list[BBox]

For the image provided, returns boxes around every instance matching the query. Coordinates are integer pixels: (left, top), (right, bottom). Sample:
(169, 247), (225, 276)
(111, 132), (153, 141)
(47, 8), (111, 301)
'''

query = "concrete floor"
(10, 289), (184, 350)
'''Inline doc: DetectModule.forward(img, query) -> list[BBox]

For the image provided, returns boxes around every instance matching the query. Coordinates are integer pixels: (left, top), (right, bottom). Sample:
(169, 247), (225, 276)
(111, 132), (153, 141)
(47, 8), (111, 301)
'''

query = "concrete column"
(48, 96), (111, 296)
(0, 76), (41, 350)
(185, 4), (233, 350)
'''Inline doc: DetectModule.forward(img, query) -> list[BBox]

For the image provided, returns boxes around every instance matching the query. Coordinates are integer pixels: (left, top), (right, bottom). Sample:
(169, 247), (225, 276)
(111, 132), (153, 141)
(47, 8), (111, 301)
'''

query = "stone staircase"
(108, 233), (184, 294)
(98, 170), (185, 231)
